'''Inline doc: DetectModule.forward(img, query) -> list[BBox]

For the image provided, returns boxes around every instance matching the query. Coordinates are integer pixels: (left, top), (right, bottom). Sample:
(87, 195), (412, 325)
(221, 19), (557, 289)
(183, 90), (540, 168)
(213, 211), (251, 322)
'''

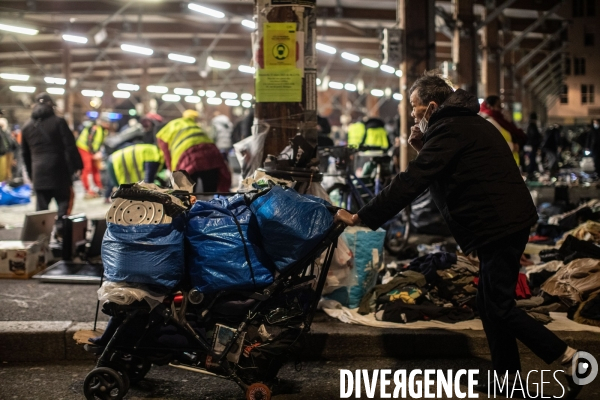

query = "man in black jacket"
(21, 93), (83, 236)
(335, 73), (583, 398)
(525, 112), (542, 179)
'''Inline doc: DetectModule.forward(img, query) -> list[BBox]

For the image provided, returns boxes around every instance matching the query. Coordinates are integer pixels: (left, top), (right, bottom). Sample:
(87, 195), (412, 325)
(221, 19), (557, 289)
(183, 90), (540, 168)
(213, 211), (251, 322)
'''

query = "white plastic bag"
(98, 281), (166, 308)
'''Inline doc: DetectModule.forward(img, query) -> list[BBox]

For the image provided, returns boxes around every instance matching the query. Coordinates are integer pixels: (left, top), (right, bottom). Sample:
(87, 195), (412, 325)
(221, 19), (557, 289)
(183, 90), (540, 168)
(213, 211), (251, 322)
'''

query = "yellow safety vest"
(111, 144), (163, 185)
(482, 115), (520, 166)
(347, 122), (389, 149)
(76, 125), (106, 153)
(156, 118), (213, 170)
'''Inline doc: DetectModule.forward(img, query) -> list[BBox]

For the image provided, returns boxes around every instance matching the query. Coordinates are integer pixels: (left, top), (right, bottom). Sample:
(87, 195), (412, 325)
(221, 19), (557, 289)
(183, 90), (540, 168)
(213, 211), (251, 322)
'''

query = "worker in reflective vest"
(105, 144), (163, 202)
(347, 117), (389, 149)
(156, 110), (231, 193)
(77, 116), (110, 196)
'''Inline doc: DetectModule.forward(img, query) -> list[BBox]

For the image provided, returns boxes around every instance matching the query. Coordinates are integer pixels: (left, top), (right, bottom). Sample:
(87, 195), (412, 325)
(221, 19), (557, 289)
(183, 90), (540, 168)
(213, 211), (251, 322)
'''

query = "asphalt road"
(1, 355), (598, 400)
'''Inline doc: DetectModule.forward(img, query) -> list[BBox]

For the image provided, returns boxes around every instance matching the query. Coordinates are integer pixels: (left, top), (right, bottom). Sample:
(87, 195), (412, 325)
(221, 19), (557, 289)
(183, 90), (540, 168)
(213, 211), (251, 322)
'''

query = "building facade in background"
(548, 0), (600, 125)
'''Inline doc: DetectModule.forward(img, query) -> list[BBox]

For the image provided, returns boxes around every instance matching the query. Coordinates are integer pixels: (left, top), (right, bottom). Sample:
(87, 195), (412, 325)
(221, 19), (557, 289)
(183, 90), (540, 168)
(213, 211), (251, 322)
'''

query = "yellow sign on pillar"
(264, 23), (296, 68)
(257, 22), (302, 103)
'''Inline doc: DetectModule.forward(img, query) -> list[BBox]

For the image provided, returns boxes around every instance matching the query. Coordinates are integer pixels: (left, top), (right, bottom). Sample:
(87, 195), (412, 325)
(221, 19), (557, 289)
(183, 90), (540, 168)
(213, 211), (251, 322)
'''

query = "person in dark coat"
(542, 123), (562, 176)
(334, 72), (584, 399)
(525, 112), (542, 178)
(21, 92), (83, 236)
(317, 115), (334, 147)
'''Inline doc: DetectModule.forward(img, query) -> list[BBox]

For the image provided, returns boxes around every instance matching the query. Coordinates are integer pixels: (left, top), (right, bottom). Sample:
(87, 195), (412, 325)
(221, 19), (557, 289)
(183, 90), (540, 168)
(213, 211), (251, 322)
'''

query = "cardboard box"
(0, 240), (50, 279)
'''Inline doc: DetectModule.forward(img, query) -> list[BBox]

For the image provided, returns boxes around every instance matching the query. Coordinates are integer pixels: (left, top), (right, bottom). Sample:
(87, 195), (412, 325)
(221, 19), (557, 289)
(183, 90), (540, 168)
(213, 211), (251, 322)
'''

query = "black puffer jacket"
(21, 104), (83, 190)
(357, 89), (537, 254)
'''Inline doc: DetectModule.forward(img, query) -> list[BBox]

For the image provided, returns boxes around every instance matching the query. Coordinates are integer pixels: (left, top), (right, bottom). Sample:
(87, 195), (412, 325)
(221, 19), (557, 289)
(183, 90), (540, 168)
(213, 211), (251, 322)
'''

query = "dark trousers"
(35, 186), (74, 236)
(477, 228), (567, 374)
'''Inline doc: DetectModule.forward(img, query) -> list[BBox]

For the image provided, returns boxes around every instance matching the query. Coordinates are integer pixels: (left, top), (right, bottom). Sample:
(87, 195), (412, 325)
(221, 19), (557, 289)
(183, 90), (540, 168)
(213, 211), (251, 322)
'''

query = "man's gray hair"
(409, 70), (454, 106)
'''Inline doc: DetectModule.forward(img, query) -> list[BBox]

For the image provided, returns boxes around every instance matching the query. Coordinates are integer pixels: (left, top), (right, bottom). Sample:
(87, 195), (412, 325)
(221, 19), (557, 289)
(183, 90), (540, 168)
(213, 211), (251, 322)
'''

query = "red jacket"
(479, 102), (527, 147)
(157, 139), (231, 192)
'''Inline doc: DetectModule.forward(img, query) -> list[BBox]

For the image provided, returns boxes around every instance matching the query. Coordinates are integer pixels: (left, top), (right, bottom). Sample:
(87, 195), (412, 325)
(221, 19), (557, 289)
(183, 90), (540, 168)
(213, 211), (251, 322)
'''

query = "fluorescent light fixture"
(185, 95), (201, 103)
(1, 73), (29, 81)
(241, 19), (256, 29)
(225, 99), (241, 107)
(198, 90), (206, 97)
(328, 81), (343, 90)
(174, 88), (193, 96)
(220, 92), (237, 99)
(161, 94), (181, 102)
(393, 93), (403, 101)
(316, 78), (322, 85)
(395, 70), (403, 77)
(168, 53), (196, 64)
(113, 91), (130, 99)
(9, 86), (36, 93)
(370, 89), (384, 97)
(205, 90), (216, 98)
(361, 58), (380, 68)
(341, 52), (360, 62)
(188, 3), (225, 18)
(81, 90), (103, 97)
(238, 65), (256, 74)
(208, 58), (230, 70)
(0, 23), (38, 36)
(207, 97), (222, 105)
(316, 43), (336, 54)
(46, 88), (65, 95)
(147, 85), (168, 94)
(241, 93), (253, 101)
(121, 44), (153, 56)
(242, 101), (252, 108)
(117, 83), (139, 91)
(380, 65), (395, 74)
(62, 34), (87, 44)
(344, 83), (357, 92)
(44, 77), (66, 85)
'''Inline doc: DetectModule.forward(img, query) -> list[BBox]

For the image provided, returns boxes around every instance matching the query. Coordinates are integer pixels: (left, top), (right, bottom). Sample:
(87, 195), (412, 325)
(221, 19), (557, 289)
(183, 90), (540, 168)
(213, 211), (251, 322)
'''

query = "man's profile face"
(410, 91), (428, 124)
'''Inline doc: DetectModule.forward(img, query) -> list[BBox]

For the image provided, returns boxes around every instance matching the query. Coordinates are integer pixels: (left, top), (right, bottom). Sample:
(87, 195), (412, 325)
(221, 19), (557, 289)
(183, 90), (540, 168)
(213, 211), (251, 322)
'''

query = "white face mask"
(418, 103), (433, 133)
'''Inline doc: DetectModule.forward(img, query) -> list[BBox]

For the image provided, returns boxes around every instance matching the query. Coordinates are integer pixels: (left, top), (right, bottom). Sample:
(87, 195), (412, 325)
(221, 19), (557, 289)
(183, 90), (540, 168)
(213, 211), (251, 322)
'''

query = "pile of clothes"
(357, 252), (478, 324)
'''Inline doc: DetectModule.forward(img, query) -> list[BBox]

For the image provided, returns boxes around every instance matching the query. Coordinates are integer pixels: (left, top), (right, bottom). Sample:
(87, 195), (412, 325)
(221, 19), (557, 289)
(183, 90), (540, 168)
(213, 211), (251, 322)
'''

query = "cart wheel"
(109, 364), (131, 393)
(83, 367), (127, 400)
(246, 383), (271, 400)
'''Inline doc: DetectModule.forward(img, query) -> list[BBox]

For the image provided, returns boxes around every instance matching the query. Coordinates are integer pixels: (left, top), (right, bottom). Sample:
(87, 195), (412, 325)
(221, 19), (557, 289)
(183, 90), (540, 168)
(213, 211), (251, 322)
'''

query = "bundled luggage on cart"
(81, 177), (345, 400)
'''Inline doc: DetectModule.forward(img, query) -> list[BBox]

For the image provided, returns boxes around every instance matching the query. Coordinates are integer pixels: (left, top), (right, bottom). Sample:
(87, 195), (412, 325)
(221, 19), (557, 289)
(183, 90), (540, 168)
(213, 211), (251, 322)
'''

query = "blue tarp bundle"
(249, 186), (333, 272)
(0, 183), (31, 206)
(186, 194), (275, 293)
(102, 220), (185, 291)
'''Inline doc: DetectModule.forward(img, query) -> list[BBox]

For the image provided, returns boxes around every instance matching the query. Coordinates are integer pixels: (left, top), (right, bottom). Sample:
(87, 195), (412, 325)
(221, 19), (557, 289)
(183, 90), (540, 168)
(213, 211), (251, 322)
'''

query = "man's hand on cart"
(334, 209), (361, 226)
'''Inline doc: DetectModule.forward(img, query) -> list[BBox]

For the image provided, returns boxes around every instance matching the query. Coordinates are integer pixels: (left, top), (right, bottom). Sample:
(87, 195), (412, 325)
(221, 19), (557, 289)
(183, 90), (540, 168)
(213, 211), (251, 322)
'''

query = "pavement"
(1, 278), (600, 365)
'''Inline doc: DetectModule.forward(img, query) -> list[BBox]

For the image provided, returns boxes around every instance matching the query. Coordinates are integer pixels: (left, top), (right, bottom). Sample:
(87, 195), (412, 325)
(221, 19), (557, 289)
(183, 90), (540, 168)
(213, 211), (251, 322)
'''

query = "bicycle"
(319, 145), (412, 254)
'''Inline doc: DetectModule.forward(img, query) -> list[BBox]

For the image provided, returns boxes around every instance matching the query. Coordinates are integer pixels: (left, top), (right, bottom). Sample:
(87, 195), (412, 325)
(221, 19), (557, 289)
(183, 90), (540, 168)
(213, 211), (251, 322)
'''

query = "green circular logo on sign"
(272, 43), (289, 60)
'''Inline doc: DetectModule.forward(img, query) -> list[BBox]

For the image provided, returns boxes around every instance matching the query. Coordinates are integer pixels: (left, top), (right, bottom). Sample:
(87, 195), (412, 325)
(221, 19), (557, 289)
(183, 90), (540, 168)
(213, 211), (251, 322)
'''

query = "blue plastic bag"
(0, 183), (31, 205)
(186, 195), (275, 293)
(249, 186), (333, 272)
(343, 227), (386, 309)
(102, 220), (185, 291)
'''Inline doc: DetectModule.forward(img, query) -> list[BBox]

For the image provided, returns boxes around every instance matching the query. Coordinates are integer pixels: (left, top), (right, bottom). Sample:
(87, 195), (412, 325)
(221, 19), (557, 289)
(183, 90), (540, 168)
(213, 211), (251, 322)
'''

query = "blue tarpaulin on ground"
(102, 220), (185, 291)
(0, 183), (31, 206)
(249, 186), (333, 272)
(186, 195), (275, 293)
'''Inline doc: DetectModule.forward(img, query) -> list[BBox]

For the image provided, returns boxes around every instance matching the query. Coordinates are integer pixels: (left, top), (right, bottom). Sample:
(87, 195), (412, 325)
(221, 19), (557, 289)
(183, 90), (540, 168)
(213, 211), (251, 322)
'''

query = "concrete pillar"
(501, 24), (515, 114)
(398, 0), (436, 170)
(481, 0), (500, 97)
(62, 44), (73, 129)
(254, 0), (318, 163)
(140, 61), (150, 114)
(452, 0), (477, 94)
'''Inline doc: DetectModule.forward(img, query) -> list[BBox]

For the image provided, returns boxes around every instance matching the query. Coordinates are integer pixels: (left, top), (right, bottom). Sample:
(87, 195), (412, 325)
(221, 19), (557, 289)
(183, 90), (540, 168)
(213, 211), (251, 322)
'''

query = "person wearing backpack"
(21, 93), (83, 237)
